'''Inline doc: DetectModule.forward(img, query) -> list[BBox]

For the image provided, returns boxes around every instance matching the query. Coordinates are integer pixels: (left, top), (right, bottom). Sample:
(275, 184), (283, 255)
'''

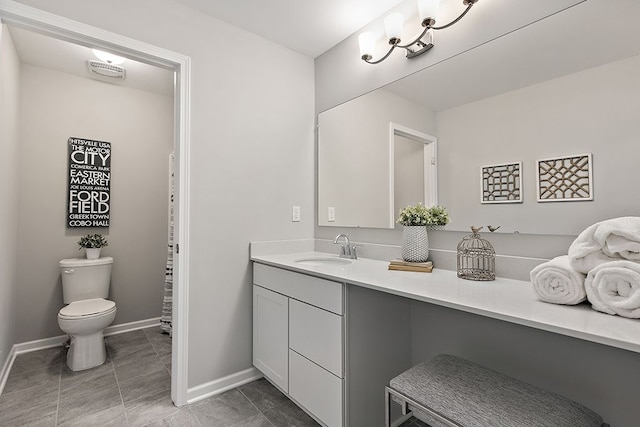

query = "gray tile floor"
(0, 327), (425, 426)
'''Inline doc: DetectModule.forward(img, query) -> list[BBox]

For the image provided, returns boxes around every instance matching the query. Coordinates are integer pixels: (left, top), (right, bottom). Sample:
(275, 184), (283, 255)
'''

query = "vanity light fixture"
(359, 0), (479, 64)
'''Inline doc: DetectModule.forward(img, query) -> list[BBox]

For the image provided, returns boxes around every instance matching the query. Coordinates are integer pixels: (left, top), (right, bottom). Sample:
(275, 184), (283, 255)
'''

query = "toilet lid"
(59, 298), (116, 318)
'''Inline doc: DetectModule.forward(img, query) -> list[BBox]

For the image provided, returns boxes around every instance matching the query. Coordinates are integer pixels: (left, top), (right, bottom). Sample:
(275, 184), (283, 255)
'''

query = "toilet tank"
(59, 257), (114, 304)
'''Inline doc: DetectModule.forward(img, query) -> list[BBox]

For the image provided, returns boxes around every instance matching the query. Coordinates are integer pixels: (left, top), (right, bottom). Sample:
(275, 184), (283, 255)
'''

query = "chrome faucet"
(333, 233), (360, 259)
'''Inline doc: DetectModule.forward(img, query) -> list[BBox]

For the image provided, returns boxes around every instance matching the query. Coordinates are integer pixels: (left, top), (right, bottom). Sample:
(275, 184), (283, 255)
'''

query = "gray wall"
(16, 64), (174, 343)
(15, 0), (316, 390)
(0, 24), (20, 371)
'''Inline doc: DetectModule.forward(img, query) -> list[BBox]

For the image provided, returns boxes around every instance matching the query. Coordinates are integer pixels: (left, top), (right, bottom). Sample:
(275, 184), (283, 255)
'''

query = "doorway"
(0, 2), (191, 406)
(389, 122), (438, 217)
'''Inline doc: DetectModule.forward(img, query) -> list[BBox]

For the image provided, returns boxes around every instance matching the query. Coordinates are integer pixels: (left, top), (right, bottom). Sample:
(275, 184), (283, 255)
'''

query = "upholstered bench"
(385, 354), (606, 427)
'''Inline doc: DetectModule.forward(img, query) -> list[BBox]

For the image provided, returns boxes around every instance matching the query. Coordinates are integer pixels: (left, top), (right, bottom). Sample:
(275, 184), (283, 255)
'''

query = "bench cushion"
(390, 354), (602, 427)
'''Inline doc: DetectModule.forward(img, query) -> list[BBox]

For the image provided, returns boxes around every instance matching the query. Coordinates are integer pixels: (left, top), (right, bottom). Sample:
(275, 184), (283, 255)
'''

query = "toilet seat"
(58, 298), (116, 319)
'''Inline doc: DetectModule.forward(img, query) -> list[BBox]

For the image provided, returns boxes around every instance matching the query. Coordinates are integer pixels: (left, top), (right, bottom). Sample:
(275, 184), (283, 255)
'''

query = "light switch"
(292, 206), (301, 222)
(328, 207), (335, 222)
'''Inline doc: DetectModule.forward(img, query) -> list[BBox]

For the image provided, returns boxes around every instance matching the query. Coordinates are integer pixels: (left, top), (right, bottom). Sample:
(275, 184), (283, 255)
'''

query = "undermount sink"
(294, 256), (353, 266)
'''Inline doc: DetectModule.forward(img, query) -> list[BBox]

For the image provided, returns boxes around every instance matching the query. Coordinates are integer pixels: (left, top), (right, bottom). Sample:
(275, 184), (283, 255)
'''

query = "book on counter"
(388, 259), (433, 273)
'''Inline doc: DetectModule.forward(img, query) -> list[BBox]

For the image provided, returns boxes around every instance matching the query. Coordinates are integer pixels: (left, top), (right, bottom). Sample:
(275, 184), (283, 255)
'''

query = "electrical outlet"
(328, 207), (335, 222)
(292, 205), (301, 222)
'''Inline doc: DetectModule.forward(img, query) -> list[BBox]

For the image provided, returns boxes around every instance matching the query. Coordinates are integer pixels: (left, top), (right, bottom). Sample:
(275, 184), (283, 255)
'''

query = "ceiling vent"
(87, 60), (126, 79)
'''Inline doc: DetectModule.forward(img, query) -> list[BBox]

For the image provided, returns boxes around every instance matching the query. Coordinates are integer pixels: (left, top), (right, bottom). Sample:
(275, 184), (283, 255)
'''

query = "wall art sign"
(537, 153), (592, 202)
(67, 137), (111, 227)
(481, 161), (522, 204)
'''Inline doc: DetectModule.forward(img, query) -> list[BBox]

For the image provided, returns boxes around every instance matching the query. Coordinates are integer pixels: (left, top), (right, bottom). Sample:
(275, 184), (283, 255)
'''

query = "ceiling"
(8, 26), (175, 96)
(172, 0), (405, 57)
(7, 0), (405, 96)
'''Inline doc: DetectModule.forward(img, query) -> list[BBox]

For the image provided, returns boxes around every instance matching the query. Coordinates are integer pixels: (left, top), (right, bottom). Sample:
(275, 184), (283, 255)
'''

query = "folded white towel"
(586, 261), (640, 318)
(530, 256), (587, 305)
(568, 217), (640, 274)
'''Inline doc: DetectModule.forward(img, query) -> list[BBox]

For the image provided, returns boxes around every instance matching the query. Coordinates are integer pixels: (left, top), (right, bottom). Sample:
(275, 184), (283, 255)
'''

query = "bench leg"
(385, 387), (391, 427)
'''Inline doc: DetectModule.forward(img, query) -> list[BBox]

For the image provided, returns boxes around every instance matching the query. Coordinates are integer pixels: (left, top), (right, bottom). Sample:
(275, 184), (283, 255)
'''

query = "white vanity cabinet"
(253, 263), (344, 427)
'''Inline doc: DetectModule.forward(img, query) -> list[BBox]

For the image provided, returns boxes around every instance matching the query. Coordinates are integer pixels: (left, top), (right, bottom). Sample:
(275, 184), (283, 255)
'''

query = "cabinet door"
(253, 285), (288, 392)
(289, 350), (343, 427)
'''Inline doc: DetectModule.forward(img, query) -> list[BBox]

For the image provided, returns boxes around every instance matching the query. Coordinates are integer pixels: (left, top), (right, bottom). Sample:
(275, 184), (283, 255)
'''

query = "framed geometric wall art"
(480, 161), (522, 204)
(536, 153), (593, 202)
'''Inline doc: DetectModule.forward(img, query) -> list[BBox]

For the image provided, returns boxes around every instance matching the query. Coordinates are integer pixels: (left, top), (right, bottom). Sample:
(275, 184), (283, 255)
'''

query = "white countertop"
(251, 251), (640, 354)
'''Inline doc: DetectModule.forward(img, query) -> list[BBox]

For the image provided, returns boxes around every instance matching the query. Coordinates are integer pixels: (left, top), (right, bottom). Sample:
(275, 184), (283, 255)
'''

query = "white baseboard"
(0, 317), (162, 396)
(0, 346), (17, 396)
(186, 367), (262, 405)
(14, 335), (68, 355)
(11, 317), (162, 355)
(103, 317), (161, 337)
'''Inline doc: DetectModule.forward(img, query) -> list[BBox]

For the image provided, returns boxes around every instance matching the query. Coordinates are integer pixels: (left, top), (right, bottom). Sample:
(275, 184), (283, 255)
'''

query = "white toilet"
(57, 256), (116, 371)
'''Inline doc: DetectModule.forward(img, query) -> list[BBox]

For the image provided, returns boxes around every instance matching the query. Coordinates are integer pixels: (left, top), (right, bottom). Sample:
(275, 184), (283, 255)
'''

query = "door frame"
(0, 0), (191, 406)
(389, 122), (438, 222)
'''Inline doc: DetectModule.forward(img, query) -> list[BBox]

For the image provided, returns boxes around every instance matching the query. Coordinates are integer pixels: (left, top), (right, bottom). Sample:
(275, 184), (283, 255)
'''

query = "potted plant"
(424, 205), (450, 230)
(78, 234), (109, 260)
(397, 203), (450, 262)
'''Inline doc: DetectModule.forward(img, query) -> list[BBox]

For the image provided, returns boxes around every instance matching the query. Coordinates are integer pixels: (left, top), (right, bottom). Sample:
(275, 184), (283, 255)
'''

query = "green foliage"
(77, 234), (109, 249)
(426, 205), (450, 226)
(397, 203), (450, 227)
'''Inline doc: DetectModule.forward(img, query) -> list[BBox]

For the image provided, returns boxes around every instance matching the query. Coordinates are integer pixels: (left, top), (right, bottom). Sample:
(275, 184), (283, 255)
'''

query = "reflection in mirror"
(391, 123), (437, 220)
(317, 1), (640, 235)
(318, 89), (436, 228)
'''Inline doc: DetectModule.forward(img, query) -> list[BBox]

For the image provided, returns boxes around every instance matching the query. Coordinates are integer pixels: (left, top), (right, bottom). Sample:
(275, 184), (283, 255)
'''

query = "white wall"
(14, 0), (315, 390)
(438, 54), (640, 235)
(16, 64), (174, 342)
(0, 24), (20, 373)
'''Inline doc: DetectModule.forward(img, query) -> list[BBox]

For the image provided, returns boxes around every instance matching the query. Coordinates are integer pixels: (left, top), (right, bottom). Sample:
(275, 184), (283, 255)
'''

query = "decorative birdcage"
(457, 226), (495, 281)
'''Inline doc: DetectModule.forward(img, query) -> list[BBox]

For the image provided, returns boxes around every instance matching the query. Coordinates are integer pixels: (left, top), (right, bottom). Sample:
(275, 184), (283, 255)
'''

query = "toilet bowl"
(58, 298), (116, 371)
(58, 257), (116, 371)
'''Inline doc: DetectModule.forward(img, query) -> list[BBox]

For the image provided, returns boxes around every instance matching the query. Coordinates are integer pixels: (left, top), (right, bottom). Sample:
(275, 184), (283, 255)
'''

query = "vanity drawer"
(289, 299), (343, 377)
(253, 263), (343, 314)
(289, 350), (343, 427)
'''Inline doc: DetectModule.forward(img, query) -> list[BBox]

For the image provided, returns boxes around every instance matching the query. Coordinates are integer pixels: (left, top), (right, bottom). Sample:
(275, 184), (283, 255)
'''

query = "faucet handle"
(351, 244), (363, 259)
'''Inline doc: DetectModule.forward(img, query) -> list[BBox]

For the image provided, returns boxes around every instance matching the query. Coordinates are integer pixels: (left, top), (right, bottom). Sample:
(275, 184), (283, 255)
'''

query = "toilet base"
(66, 331), (107, 371)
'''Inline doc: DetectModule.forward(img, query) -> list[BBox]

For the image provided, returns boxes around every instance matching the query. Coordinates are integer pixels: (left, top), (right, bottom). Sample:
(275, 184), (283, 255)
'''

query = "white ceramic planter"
(85, 248), (101, 260)
(401, 226), (429, 262)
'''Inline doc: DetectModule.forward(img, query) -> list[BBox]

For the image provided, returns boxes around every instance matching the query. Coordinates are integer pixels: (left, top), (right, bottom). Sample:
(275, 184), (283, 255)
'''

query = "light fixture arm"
(430, 0), (477, 31)
(362, 0), (478, 64)
(364, 41), (399, 65)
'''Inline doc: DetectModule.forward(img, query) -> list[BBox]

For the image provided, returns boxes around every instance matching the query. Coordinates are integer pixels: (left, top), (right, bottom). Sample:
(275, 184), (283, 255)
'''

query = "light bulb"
(417, 0), (439, 24)
(384, 13), (404, 43)
(358, 33), (376, 60)
(92, 49), (126, 65)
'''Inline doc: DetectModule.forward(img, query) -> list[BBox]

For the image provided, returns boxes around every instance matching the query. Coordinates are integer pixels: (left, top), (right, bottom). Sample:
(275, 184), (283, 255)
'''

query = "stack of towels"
(530, 217), (640, 318)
